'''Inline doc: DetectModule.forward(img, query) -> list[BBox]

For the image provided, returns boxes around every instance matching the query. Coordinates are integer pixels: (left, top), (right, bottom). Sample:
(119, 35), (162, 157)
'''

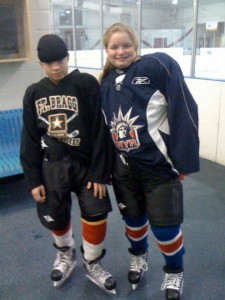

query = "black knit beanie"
(37, 34), (68, 63)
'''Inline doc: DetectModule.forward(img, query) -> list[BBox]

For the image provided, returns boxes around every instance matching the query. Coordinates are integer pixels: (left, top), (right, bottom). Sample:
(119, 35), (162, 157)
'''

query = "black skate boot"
(161, 266), (184, 300)
(51, 244), (77, 287)
(81, 246), (116, 295)
(128, 248), (148, 290)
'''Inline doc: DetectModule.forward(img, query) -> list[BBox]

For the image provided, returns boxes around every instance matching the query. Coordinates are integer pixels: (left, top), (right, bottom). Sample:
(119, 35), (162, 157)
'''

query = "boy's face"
(40, 56), (69, 85)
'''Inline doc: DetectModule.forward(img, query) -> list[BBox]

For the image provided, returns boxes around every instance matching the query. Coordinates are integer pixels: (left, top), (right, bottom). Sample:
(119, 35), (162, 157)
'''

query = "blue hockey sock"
(151, 224), (185, 270)
(123, 214), (149, 254)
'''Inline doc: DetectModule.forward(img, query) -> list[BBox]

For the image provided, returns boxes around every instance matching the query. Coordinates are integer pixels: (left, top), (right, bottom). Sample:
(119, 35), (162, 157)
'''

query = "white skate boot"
(51, 244), (77, 287)
(161, 266), (184, 300)
(128, 248), (148, 290)
(82, 248), (116, 295)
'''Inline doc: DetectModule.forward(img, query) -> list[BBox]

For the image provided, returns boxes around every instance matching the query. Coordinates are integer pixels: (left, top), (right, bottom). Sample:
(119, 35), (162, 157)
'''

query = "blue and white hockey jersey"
(101, 52), (200, 178)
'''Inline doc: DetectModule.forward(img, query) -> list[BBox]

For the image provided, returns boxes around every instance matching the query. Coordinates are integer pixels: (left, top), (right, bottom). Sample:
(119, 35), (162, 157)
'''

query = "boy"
(20, 34), (116, 294)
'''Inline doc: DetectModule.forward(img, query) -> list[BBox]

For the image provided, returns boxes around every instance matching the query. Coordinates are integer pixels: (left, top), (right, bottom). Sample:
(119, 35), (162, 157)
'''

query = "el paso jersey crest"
(101, 52), (200, 177)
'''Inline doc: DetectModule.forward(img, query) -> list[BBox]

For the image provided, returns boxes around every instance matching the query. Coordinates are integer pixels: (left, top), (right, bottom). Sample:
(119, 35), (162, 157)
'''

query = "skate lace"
(130, 253), (148, 272)
(87, 261), (111, 283)
(161, 272), (183, 291)
(54, 249), (74, 272)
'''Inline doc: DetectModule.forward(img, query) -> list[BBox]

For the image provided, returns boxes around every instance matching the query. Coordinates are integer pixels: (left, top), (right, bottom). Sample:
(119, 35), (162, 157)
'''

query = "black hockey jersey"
(20, 69), (112, 190)
(101, 52), (200, 178)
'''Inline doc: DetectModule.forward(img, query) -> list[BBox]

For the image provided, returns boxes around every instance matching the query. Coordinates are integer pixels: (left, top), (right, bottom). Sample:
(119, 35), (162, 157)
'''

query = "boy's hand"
(87, 182), (106, 199)
(31, 185), (46, 202)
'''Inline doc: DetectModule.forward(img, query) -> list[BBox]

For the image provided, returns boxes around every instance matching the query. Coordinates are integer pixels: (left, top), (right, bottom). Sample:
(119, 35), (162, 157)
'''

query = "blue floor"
(0, 158), (224, 300)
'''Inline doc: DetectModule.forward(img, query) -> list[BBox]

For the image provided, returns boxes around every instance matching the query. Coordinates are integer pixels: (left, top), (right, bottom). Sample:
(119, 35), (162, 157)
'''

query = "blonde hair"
(99, 23), (139, 83)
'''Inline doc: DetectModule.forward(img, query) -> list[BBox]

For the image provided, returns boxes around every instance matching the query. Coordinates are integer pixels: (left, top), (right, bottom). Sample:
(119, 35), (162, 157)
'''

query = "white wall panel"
(216, 83), (225, 165)
(186, 79), (221, 162)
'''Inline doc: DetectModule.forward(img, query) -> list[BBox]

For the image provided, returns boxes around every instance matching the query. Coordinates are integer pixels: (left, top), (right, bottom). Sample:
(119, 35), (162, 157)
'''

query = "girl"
(100, 23), (199, 300)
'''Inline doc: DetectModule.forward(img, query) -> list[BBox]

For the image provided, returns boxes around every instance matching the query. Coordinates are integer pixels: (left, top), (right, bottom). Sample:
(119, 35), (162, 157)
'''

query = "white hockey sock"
(83, 239), (104, 262)
(52, 227), (75, 248)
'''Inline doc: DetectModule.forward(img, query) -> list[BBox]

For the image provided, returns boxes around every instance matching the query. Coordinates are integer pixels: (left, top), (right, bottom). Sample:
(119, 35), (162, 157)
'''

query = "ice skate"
(128, 248), (148, 290)
(82, 248), (116, 295)
(161, 267), (184, 300)
(51, 244), (77, 287)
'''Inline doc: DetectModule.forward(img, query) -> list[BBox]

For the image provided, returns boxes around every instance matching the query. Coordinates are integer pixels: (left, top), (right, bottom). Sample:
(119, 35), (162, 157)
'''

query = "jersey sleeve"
(20, 85), (43, 190)
(82, 74), (113, 183)
(149, 53), (200, 174)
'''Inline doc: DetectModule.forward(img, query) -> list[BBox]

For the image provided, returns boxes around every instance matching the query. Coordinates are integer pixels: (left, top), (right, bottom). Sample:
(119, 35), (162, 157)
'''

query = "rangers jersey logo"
(110, 106), (143, 152)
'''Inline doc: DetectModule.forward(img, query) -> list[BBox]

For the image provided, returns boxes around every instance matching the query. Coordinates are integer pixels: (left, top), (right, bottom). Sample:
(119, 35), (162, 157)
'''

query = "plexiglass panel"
(102, 0), (138, 64)
(141, 0), (194, 77)
(52, 0), (102, 68)
(50, 0), (225, 80)
(195, 0), (225, 79)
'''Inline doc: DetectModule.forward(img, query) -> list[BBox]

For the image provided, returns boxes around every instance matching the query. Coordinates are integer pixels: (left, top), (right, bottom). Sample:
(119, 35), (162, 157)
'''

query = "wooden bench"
(0, 109), (23, 178)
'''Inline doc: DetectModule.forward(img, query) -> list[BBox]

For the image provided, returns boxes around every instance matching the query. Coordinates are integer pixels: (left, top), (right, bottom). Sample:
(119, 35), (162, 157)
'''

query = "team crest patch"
(110, 107), (143, 152)
(48, 113), (67, 136)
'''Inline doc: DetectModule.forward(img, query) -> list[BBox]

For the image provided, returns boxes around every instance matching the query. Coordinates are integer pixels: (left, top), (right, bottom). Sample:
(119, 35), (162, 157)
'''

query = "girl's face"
(106, 31), (137, 69)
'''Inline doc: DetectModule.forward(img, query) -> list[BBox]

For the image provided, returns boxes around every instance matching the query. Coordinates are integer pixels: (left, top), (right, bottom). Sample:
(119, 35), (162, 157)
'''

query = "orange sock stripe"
(81, 218), (106, 226)
(157, 234), (183, 254)
(52, 222), (71, 236)
(126, 224), (149, 239)
(82, 219), (107, 245)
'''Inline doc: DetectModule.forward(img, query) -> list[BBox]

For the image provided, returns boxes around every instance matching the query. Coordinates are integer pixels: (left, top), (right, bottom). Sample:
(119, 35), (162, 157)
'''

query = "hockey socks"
(151, 224), (185, 270)
(124, 214), (149, 254)
(51, 222), (76, 287)
(81, 216), (107, 261)
(52, 222), (74, 248)
(123, 214), (149, 289)
(81, 215), (116, 294)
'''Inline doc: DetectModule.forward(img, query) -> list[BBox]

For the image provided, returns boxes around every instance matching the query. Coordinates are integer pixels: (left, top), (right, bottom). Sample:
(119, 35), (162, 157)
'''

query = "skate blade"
(131, 271), (145, 291)
(132, 283), (138, 290)
(52, 261), (77, 288)
(85, 274), (116, 295)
